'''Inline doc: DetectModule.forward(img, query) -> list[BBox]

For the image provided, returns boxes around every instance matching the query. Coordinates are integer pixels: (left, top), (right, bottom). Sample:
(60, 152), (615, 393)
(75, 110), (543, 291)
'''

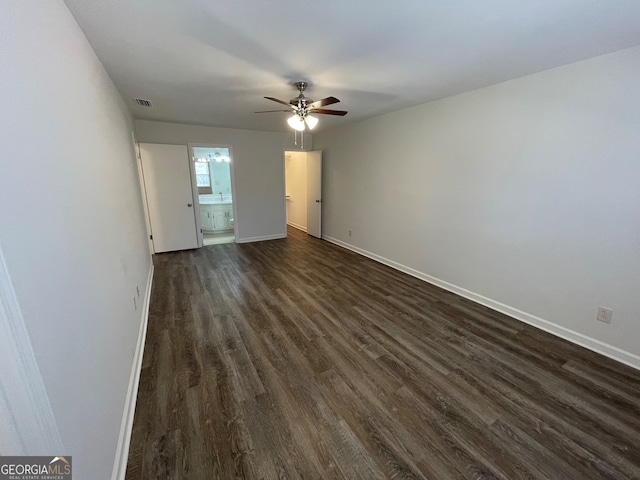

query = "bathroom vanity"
(199, 199), (233, 233)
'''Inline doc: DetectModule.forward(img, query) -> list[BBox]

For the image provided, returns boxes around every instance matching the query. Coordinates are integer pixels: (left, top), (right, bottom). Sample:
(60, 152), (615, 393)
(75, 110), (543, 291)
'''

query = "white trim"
(111, 264), (154, 480)
(132, 131), (155, 255)
(186, 145), (204, 249)
(282, 151), (288, 237)
(0, 246), (64, 455)
(287, 221), (307, 233)
(236, 233), (287, 244)
(322, 235), (640, 371)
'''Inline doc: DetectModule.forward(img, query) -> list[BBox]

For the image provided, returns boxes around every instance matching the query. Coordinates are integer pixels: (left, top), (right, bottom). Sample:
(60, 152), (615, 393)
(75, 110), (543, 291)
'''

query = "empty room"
(1, 1), (639, 479)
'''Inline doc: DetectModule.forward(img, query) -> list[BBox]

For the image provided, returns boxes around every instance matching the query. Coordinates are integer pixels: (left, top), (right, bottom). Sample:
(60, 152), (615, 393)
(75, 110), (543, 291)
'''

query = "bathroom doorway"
(191, 145), (237, 245)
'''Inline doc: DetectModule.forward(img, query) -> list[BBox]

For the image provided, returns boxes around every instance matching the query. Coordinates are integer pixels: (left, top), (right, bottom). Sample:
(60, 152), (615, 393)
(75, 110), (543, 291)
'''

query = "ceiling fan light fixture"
(288, 114), (306, 131)
(259, 83), (347, 144)
(305, 114), (318, 130)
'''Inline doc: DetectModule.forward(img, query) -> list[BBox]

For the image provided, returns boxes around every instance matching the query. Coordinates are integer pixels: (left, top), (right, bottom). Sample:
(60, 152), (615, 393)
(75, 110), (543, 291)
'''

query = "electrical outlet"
(136, 285), (140, 297)
(596, 306), (612, 324)
(133, 296), (137, 311)
(348, 230), (352, 237)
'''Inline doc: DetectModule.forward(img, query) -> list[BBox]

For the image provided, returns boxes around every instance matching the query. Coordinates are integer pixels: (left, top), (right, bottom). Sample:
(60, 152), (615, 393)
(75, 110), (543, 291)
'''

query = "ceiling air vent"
(134, 98), (152, 107)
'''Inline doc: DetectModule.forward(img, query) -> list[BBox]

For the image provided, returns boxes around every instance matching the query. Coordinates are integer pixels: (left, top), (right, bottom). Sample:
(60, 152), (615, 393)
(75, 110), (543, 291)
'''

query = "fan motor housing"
(290, 95), (312, 106)
(256, 81), (347, 117)
(290, 81), (311, 106)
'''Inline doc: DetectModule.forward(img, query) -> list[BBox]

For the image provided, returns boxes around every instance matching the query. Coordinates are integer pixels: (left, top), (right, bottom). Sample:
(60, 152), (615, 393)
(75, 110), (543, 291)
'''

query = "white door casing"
(139, 144), (199, 253)
(306, 150), (322, 238)
(0, 246), (64, 456)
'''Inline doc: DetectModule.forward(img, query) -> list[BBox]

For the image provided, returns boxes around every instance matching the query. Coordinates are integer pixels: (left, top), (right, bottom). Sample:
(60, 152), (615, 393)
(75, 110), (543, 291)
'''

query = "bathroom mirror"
(193, 147), (232, 197)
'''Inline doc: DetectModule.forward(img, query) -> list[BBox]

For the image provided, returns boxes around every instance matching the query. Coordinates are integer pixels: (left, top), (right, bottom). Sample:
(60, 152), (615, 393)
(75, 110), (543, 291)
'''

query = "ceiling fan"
(255, 81), (347, 131)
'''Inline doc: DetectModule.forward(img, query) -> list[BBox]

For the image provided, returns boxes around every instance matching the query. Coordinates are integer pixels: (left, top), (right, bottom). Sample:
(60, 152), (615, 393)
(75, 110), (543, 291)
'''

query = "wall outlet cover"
(596, 306), (612, 324)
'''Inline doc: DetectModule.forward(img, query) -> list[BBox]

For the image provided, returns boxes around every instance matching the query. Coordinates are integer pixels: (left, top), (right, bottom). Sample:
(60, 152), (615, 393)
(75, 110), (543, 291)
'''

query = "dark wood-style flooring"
(126, 227), (640, 479)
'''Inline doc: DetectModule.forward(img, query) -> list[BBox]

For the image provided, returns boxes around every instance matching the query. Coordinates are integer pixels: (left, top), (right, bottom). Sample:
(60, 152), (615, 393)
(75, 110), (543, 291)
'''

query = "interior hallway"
(126, 227), (640, 479)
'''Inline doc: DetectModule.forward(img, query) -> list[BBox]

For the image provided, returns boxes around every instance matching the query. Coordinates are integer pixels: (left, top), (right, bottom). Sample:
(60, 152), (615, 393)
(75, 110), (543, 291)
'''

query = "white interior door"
(140, 143), (199, 253)
(306, 150), (322, 238)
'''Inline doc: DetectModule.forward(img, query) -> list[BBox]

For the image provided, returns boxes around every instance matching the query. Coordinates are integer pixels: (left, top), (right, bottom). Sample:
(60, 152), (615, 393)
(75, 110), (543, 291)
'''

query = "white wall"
(135, 120), (311, 242)
(0, 0), (152, 477)
(314, 45), (640, 367)
(285, 151), (308, 231)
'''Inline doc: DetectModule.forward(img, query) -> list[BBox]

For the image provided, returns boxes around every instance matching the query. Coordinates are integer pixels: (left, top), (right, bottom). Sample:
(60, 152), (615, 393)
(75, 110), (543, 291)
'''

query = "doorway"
(284, 150), (322, 238)
(191, 146), (237, 246)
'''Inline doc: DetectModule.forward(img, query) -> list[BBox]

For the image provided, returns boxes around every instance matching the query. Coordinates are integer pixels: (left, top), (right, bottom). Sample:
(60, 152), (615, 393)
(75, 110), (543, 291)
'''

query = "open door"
(140, 143), (199, 253)
(306, 150), (322, 238)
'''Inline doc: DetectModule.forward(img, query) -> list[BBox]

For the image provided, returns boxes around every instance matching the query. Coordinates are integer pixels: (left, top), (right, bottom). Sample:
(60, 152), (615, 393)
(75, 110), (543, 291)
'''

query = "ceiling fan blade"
(264, 96), (292, 106)
(255, 109), (294, 113)
(312, 108), (348, 116)
(307, 96), (340, 109)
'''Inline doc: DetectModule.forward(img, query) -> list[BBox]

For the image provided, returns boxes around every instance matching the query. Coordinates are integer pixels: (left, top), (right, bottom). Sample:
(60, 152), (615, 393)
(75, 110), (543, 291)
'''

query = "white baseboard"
(322, 235), (640, 371)
(236, 233), (287, 243)
(287, 222), (307, 233)
(111, 263), (154, 480)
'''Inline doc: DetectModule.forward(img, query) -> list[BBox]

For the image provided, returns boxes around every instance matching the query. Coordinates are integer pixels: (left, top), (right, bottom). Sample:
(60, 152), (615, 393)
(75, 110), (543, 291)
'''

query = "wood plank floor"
(126, 227), (640, 479)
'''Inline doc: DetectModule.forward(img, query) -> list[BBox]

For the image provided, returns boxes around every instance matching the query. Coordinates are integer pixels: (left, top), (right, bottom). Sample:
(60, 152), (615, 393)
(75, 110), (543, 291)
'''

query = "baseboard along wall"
(322, 235), (640, 371)
(236, 233), (287, 244)
(111, 264), (154, 480)
(287, 222), (307, 233)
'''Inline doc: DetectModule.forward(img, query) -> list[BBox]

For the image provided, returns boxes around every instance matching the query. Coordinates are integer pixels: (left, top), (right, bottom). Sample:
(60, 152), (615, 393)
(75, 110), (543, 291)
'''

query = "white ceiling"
(63, 0), (640, 133)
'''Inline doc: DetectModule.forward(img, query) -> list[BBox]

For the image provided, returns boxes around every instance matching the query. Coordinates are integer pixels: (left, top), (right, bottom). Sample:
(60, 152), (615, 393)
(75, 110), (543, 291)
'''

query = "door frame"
(132, 133), (154, 255)
(305, 150), (322, 238)
(188, 144), (238, 244)
(283, 149), (322, 238)
(0, 246), (64, 455)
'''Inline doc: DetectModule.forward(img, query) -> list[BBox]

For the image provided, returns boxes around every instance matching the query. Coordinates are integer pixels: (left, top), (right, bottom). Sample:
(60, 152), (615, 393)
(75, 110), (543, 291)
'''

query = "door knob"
(187, 203), (193, 207)
(315, 199), (321, 203)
